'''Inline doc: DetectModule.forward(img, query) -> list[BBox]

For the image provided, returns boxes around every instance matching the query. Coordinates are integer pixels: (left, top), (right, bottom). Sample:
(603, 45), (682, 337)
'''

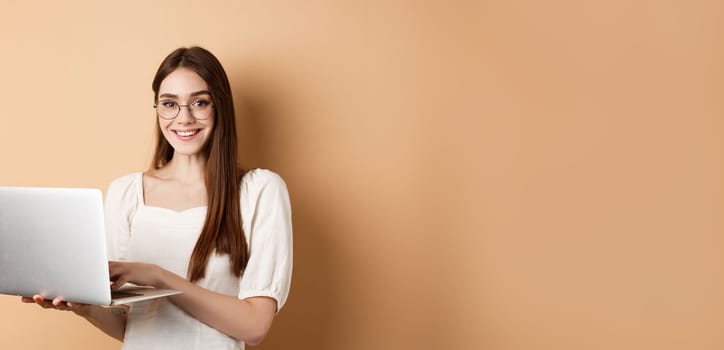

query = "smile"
(174, 129), (200, 137)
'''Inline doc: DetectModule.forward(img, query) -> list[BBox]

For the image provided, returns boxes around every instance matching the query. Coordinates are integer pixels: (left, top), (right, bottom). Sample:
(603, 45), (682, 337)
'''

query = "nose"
(175, 105), (195, 123)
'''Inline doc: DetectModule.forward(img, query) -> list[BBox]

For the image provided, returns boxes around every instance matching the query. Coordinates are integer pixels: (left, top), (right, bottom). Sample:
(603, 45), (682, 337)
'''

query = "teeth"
(176, 130), (197, 137)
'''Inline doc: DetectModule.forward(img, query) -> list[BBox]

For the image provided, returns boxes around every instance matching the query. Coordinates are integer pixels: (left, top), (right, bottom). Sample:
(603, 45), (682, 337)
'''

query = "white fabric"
(104, 169), (293, 350)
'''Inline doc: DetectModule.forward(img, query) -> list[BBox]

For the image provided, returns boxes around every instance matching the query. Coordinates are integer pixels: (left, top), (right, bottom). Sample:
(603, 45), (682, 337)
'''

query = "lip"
(171, 128), (201, 141)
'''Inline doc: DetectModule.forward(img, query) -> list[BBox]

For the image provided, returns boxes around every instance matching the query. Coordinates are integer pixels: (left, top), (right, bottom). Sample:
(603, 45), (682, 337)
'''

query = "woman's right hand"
(20, 295), (91, 316)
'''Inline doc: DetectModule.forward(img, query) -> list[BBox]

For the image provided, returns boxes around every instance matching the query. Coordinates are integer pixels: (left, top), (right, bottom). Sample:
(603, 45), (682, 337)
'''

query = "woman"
(22, 46), (293, 349)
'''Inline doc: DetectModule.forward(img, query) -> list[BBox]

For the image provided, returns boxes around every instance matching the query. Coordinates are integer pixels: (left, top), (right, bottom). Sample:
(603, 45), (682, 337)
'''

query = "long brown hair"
(151, 47), (247, 282)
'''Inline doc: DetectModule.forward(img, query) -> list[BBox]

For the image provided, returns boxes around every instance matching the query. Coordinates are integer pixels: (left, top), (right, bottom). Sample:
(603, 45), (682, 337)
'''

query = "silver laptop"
(0, 186), (181, 306)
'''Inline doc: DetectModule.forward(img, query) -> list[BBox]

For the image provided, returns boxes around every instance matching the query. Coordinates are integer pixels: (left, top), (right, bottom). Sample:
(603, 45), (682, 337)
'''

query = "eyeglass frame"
(153, 100), (215, 120)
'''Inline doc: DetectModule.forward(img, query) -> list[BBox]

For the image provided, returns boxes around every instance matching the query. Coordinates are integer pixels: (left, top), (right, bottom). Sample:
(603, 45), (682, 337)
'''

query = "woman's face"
(156, 67), (215, 157)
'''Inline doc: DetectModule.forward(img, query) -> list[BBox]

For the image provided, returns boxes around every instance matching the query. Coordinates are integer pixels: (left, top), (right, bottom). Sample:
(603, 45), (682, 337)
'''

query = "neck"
(163, 153), (207, 183)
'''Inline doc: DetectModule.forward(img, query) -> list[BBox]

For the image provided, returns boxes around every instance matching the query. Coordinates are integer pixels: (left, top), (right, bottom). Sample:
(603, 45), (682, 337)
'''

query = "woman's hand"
(20, 295), (92, 316)
(108, 261), (163, 289)
(21, 294), (129, 341)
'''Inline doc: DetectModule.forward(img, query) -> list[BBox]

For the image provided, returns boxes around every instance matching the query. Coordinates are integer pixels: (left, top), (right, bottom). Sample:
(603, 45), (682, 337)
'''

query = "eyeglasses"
(153, 99), (214, 120)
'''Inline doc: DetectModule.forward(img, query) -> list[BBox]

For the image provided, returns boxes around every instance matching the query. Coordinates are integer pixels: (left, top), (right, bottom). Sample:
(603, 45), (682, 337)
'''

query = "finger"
(109, 264), (125, 281)
(53, 298), (75, 311)
(20, 296), (47, 307)
(111, 276), (128, 289)
(50, 298), (65, 310)
(63, 301), (82, 309)
(32, 296), (53, 309)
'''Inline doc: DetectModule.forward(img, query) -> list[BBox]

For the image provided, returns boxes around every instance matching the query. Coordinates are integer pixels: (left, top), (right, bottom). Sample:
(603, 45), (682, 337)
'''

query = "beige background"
(1, 1), (722, 349)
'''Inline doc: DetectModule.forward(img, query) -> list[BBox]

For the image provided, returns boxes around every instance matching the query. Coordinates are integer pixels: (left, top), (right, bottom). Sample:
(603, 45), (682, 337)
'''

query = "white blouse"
(103, 169), (293, 350)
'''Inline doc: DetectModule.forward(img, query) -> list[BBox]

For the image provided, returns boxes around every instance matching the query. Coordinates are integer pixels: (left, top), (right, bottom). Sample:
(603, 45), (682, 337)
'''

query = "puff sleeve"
(237, 169), (293, 313)
(104, 173), (141, 261)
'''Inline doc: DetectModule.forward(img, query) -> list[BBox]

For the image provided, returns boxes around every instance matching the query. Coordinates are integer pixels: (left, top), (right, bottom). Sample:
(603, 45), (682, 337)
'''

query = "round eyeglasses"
(153, 99), (214, 120)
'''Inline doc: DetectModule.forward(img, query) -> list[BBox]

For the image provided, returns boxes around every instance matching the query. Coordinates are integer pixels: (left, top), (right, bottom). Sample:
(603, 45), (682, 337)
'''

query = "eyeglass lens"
(155, 100), (212, 120)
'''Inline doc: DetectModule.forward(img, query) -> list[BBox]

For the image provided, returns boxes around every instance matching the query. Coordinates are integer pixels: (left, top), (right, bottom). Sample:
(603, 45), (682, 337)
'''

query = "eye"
(192, 99), (211, 108)
(159, 101), (177, 108)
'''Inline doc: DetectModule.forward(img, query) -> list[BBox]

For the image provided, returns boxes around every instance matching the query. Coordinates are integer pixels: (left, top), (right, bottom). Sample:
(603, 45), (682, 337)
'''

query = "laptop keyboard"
(111, 290), (143, 298)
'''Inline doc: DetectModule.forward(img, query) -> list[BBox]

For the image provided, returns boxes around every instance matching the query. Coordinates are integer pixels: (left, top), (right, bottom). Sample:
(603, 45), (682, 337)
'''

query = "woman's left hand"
(108, 261), (163, 290)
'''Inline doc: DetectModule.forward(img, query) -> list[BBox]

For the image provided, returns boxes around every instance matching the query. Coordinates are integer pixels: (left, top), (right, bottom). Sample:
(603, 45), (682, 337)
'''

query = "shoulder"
(241, 169), (288, 192)
(106, 172), (142, 200)
(239, 169), (291, 210)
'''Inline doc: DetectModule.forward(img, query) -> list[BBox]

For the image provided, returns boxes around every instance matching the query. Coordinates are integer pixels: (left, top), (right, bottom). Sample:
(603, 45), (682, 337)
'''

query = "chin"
(172, 146), (206, 157)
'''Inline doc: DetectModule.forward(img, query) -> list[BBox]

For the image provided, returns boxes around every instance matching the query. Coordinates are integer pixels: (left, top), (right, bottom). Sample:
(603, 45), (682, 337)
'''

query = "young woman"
(22, 46), (293, 349)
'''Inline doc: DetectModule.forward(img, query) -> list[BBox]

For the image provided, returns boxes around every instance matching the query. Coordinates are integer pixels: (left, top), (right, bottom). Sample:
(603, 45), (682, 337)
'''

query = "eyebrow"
(158, 90), (212, 99)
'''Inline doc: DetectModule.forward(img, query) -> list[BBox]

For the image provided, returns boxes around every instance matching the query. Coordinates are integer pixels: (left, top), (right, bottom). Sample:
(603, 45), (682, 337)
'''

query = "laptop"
(0, 186), (181, 306)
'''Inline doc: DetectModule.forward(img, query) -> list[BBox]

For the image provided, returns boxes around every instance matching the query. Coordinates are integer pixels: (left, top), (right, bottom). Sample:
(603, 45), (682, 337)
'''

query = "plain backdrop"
(0, 1), (723, 349)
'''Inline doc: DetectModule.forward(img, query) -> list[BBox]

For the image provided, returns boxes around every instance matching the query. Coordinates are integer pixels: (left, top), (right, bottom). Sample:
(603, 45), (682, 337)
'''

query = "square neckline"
(138, 172), (208, 215)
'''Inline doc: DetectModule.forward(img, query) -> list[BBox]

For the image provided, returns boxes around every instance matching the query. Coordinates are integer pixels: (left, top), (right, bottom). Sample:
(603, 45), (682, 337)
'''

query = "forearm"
(76, 305), (128, 342)
(156, 269), (275, 345)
